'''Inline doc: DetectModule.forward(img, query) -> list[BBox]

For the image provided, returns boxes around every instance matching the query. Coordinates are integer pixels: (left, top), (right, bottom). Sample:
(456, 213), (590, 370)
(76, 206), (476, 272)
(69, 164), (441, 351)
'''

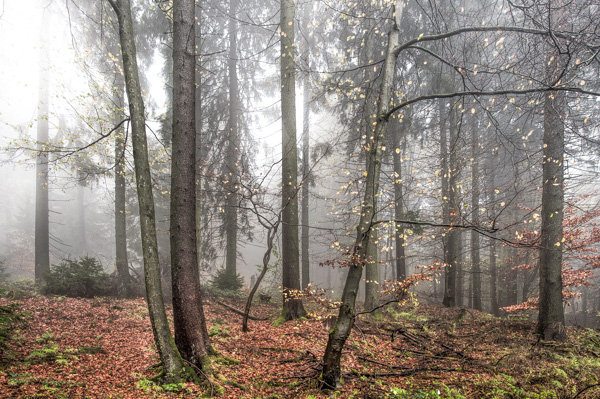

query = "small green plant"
(209, 268), (245, 293)
(43, 256), (113, 298)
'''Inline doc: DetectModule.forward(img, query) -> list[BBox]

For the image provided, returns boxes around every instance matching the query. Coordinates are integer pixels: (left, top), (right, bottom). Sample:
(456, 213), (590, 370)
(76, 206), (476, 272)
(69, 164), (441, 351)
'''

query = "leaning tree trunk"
(280, 0), (306, 320)
(321, 2), (403, 388)
(35, 43), (50, 285)
(537, 67), (566, 341)
(170, 0), (212, 368)
(106, 0), (188, 380)
(363, 18), (381, 312)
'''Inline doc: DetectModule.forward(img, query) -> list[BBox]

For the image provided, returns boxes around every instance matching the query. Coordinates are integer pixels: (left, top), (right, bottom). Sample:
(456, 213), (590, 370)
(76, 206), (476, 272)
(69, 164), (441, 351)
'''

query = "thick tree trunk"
(113, 79), (131, 297)
(107, 0), (188, 380)
(225, 0), (239, 280)
(280, 0), (306, 320)
(171, 0), (212, 367)
(321, 3), (402, 388)
(470, 124), (482, 311)
(195, 1), (203, 271)
(537, 84), (566, 341)
(35, 53), (50, 285)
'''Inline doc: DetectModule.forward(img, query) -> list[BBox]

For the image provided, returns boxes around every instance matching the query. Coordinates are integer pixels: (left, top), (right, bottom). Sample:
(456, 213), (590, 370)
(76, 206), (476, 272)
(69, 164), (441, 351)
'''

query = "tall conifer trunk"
(113, 77), (131, 297)
(225, 0), (240, 280)
(170, 0), (212, 366)
(35, 49), (50, 285)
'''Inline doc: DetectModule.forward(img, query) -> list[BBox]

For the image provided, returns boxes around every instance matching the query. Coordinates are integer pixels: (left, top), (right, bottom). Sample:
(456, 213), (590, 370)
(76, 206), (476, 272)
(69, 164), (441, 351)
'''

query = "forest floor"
(1, 295), (600, 398)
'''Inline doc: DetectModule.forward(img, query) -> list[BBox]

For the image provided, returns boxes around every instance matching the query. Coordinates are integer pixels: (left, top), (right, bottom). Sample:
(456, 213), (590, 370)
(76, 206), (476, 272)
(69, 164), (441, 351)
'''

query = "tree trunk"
(488, 156), (499, 316)
(225, 0), (239, 280)
(321, 2), (403, 388)
(113, 78), (131, 298)
(363, 17), (380, 312)
(301, 77), (310, 289)
(106, 0), (188, 380)
(392, 120), (406, 281)
(537, 80), (566, 341)
(442, 104), (460, 307)
(35, 50), (50, 285)
(470, 123), (482, 311)
(280, 0), (306, 320)
(195, 0), (203, 271)
(171, 0), (212, 368)
(77, 176), (86, 256)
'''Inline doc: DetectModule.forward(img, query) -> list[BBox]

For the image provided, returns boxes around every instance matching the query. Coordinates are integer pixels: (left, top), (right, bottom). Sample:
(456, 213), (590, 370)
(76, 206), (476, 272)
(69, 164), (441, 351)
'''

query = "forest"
(0, 0), (600, 397)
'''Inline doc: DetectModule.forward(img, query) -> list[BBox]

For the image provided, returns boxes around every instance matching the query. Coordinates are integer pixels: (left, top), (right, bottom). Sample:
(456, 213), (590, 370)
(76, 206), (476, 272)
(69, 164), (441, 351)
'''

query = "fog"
(0, 0), (599, 321)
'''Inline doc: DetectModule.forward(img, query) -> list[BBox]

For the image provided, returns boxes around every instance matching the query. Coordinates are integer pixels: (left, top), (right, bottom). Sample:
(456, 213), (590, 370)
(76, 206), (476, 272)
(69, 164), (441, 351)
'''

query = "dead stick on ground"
(215, 300), (268, 321)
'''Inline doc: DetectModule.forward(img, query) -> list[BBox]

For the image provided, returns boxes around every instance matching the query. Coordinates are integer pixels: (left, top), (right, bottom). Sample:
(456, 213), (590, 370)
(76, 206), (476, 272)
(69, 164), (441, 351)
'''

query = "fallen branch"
(215, 301), (268, 321)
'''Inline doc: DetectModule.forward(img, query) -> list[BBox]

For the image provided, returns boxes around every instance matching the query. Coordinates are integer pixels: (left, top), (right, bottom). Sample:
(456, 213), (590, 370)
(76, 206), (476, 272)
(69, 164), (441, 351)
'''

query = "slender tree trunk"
(171, 0), (212, 367)
(113, 78), (131, 297)
(363, 18), (380, 311)
(488, 157), (499, 316)
(456, 230), (463, 307)
(35, 52), (50, 285)
(537, 76), (566, 341)
(225, 0), (239, 280)
(321, 3), (403, 388)
(77, 176), (86, 256)
(106, 0), (188, 380)
(442, 103), (460, 307)
(280, 0), (306, 320)
(301, 78), (310, 289)
(392, 120), (406, 281)
(471, 124), (482, 311)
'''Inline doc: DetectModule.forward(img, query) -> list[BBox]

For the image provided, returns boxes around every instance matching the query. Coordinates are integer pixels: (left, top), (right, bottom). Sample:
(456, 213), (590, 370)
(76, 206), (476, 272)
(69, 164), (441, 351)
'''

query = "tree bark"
(195, 0), (203, 271)
(113, 77), (131, 298)
(35, 43), (50, 285)
(321, 2), (403, 388)
(392, 120), (406, 281)
(280, 0), (306, 320)
(225, 0), (239, 280)
(171, 0), (212, 367)
(106, 0), (188, 380)
(537, 75), (566, 341)
(442, 103), (460, 307)
(470, 122), (482, 311)
(301, 78), (310, 289)
(363, 20), (380, 312)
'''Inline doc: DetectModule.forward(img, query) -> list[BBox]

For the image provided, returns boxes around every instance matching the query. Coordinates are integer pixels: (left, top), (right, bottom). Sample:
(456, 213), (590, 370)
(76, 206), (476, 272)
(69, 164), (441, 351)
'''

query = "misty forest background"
(1, 0), (600, 396)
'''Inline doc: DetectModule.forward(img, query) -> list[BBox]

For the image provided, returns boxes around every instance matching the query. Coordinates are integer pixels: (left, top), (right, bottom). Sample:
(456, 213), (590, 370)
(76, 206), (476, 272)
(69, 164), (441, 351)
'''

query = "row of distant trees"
(5, 0), (600, 390)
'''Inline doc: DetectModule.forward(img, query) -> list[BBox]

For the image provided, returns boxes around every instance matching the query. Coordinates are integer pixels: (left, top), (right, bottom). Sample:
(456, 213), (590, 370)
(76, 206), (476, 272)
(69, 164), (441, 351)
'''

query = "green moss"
(272, 315), (286, 327)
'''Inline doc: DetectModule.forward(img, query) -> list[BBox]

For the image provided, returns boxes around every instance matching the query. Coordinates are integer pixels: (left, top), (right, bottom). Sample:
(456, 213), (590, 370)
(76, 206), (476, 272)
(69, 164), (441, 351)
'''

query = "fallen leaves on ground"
(1, 296), (599, 398)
